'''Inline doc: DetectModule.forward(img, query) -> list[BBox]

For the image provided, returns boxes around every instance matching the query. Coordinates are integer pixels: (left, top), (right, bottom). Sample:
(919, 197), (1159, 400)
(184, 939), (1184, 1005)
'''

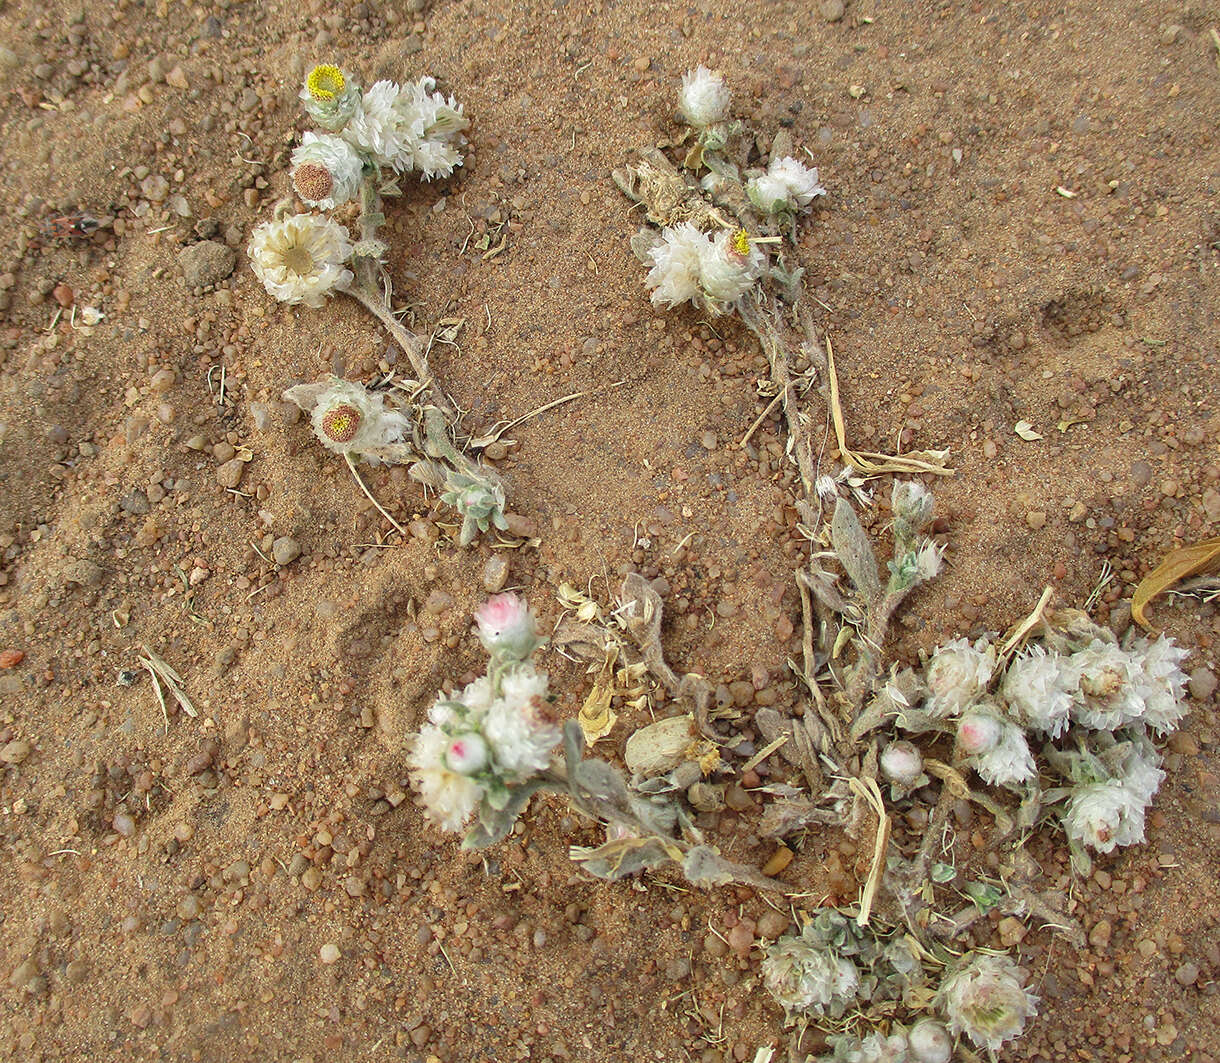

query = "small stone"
(1188, 667), (1217, 701)
(271, 536), (301, 566)
(1088, 918), (1112, 951)
(482, 554), (509, 592)
(319, 942), (341, 965)
(1025, 511), (1047, 530)
(8, 959), (38, 989)
(166, 65), (189, 90)
(176, 894), (201, 921)
(112, 811), (136, 837)
(178, 240), (237, 288)
(0, 650), (24, 669)
(302, 867), (322, 891)
(0, 45), (19, 70)
(757, 910), (790, 939)
(819, 0), (845, 21)
(703, 932), (729, 959)
(0, 740), (30, 765)
(1174, 962), (1199, 986)
(216, 458), (246, 489)
(52, 283), (74, 308)
(700, 430), (718, 450)
(998, 916), (1027, 947)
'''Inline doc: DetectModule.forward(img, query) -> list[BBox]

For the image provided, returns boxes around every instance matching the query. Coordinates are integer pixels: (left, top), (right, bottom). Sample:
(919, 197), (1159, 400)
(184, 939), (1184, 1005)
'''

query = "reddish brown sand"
(0, 1), (1217, 1061)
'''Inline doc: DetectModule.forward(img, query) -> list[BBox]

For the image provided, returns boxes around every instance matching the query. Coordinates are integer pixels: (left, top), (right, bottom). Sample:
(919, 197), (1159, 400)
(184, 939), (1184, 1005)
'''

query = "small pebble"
(216, 458), (246, 489)
(1188, 667), (1217, 701)
(820, 0), (845, 21)
(1174, 962), (1199, 986)
(319, 942), (341, 965)
(272, 536), (301, 566)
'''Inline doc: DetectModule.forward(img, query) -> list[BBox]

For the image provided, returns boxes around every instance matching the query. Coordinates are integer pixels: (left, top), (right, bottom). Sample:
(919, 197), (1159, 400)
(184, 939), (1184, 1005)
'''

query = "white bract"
(1063, 780), (1146, 852)
(341, 76), (469, 177)
(1002, 645), (1074, 738)
(1069, 639), (1146, 730)
(679, 65), (731, 127)
(343, 79), (411, 169)
(907, 1020), (952, 1063)
(1131, 634), (1189, 735)
(282, 377), (409, 462)
(748, 155), (826, 214)
(938, 953), (1038, 1056)
(762, 936), (860, 1018)
(642, 223), (764, 314)
(924, 638), (994, 717)
(407, 715), (485, 832)
(247, 213), (354, 307)
(291, 132), (365, 209)
(881, 740), (925, 788)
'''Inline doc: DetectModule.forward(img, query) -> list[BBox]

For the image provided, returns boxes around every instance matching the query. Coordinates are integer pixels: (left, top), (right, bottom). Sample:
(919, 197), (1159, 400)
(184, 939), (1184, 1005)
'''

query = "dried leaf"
(1014, 420), (1043, 441)
(1132, 537), (1220, 630)
(831, 497), (881, 603)
(578, 643), (619, 746)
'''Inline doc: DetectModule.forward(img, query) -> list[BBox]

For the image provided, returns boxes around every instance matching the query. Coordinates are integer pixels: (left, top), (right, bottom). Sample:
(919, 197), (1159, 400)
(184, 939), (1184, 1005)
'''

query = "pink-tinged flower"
(444, 732), (489, 775)
(957, 710), (1002, 755)
(474, 593), (541, 661)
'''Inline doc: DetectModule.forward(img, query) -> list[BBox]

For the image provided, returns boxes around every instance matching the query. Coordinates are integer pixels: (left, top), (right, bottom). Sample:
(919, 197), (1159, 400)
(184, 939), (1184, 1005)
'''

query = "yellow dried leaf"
(1132, 537), (1220, 630)
(1014, 420), (1043, 441)
(578, 643), (619, 746)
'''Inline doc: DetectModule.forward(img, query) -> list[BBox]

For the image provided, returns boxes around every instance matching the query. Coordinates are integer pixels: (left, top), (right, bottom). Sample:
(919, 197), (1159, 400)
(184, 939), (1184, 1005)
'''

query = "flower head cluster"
(956, 702), (1036, 787)
(937, 953), (1038, 1055)
(291, 132), (364, 210)
(247, 213), (353, 307)
(924, 638), (994, 717)
(1001, 644), (1074, 738)
(641, 222), (766, 314)
(815, 1020), (952, 1063)
(679, 65), (731, 128)
(282, 376), (409, 463)
(408, 595), (559, 832)
(764, 912), (926, 1023)
(747, 156), (827, 215)
(880, 739), (928, 799)
(338, 74), (469, 177)
(1059, 734), (1165, 853)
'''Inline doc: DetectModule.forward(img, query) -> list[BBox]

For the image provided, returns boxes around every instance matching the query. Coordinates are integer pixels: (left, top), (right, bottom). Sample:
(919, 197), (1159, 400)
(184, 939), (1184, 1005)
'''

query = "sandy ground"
(0, 0), (1218, 1060)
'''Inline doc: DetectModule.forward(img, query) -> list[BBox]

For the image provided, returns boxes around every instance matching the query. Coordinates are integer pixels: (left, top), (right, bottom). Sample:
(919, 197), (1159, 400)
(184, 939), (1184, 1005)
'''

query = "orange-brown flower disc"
(320, 404), (361, 443)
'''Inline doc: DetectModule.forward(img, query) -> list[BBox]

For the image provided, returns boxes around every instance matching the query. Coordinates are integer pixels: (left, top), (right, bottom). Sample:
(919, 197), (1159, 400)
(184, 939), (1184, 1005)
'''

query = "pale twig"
(470, 381), (628, 449)
(344, 453), (406, 536)
(346, 285), (457, 422)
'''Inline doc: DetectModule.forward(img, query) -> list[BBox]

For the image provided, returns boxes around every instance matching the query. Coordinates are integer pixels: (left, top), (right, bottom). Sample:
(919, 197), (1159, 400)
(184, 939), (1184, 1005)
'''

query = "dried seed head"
(293, 162), (334, 204)
(305, 64), (346, 102)
(320, 403), (362, 443)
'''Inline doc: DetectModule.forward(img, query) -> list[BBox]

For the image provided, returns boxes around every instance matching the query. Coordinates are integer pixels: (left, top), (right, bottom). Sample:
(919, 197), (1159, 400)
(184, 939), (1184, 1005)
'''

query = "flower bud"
(892, 480), (934, 529)
(908, 1019), (953, 1063)
(679, 65), (731, 127)
(957, 709), (1003, 755)
(474, 593), (541, 662)
(881, 740), (924, 787)
(444, 732), (489, 775)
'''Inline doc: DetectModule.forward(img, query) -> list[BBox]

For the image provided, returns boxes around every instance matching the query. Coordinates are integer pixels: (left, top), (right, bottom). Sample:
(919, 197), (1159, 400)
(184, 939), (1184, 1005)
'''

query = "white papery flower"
(1118, 740), (1165, 805)
(925, 638), (994, 717)
(1002, 645), (1075, 738)
(1063, 779), (1147, 852)
(937, 953), (1038, 1055)
(1132, 634), (1189, 735)
(907, 1019), (952, 1063)
(679, 65), (731, 127)
(300, 64), (361, 132)
(881, 740), (926, 789)
(762, 937), (859, 1017)
(407, 137), (463, 180)
(291, 132), (365, 209)
(407, 723), (484, 831)
(1069, 639), (1145, 730)
(343, 79), (412, 168)
(746, 172), (795, 214)
(914, 540), (944, 581)
(482, 665), (558, 778)
(974, 722), (1036, 787)
(247, 213), (354, 308)
(769, 156), (826, 207)
(394, 77), (469, 178)
(282, 377), (409, 461)
(698, 228), (765, 309)
(643, 222), (706, 309)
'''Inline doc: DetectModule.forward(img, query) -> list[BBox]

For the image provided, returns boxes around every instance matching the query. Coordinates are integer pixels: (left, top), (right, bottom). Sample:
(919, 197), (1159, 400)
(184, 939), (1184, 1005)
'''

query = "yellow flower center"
(281, 244), (314, 276)
(731, 228), (751, 258)
(321, 404), (361, 443)
(306, 64), (346, 102)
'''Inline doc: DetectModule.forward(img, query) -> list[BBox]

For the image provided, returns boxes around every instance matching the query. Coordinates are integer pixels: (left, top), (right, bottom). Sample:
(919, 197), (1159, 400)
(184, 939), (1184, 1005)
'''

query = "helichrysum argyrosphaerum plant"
(251, 64), (509, 544)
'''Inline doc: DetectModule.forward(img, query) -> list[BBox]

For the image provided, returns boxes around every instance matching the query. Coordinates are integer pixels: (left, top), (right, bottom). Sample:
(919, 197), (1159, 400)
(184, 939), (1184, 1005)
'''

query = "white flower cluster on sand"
(340, 75), (468, 178)
(247, 213), (354, 307)
(747, 155), (827, 215)
(937, 953), (1038, 1056)
(640, 222), (766, 314)
(407, 595), (558, 833)
(281, 376), (410, 463)
(679, 65), (731, 127)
